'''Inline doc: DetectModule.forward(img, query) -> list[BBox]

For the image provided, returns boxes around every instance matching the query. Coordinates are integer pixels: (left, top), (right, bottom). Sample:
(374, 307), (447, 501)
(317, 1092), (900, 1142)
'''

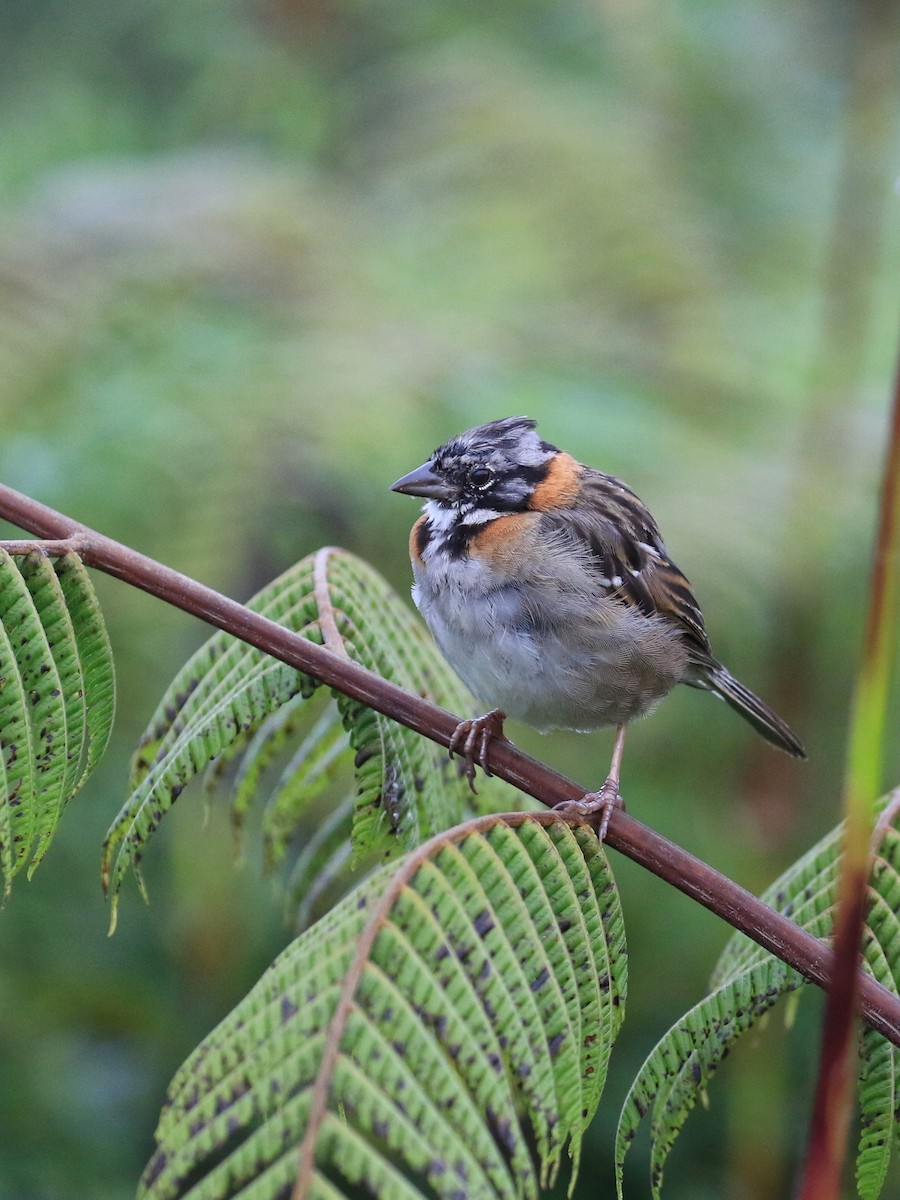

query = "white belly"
(411, 555), (685, 731)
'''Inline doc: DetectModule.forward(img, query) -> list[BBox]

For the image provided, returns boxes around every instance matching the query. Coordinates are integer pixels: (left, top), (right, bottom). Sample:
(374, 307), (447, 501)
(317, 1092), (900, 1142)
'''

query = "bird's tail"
(704, 664), (807, 759)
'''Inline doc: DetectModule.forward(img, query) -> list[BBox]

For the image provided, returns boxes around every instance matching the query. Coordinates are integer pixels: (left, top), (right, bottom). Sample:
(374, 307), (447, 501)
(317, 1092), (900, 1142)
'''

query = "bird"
(391, 416), (805, 838)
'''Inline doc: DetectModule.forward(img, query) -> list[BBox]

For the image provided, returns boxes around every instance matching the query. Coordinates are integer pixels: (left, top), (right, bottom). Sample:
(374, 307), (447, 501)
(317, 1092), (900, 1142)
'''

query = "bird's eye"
(470, 467), (494, 489)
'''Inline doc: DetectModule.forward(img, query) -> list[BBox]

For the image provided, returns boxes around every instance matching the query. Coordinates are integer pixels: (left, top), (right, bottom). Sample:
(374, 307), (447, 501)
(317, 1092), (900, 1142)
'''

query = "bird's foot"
(448, 709), (508, 794)
(554, 778), (624, 842)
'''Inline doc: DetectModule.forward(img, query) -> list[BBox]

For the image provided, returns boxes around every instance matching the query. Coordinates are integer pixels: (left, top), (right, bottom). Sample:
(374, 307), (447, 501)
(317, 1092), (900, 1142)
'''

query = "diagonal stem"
(0, 483), (899, 1046)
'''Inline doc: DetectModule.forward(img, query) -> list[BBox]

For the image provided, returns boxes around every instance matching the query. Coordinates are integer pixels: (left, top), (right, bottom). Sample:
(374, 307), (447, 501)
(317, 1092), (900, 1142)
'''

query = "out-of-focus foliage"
(0, 1), (898, 1197)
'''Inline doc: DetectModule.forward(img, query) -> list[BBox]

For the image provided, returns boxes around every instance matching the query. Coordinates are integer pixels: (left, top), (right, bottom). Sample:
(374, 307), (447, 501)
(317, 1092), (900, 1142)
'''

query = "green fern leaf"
(220, 691), (322, 836)
(0, 553), (39, 886)
(139, 813), (626, 1200)
(856, 835), (900, 1200)
(53, 552), (116, 789)
(616, 808), (900, 1199)
(710, 825), (842, 986)
(104, 548), (515, 915)
(259, 700), (349, 871)
(0, 549), (115, 893)
(288, 793), (356, 930)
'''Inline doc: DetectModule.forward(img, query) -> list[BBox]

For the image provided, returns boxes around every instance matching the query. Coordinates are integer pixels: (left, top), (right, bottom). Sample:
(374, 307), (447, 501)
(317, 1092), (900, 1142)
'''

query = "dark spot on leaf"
(429, 1159), (446, 1177)
(434, 943), (450, 960)
(558, 918), (573, 933)
(486, 1108), (516, 1153)
(547, 1032), (565, 1057)
(373, 1119), (389, 1140)
(142, 1151), (167, 1188)
(474, 911), (495, 940)
(530, 967), (549, 993)
(281, 996), (298, 1023)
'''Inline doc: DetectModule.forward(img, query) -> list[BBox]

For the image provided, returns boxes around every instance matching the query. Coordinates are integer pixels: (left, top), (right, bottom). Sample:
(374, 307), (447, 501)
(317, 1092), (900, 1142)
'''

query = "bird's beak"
(390, 461), (455, 502)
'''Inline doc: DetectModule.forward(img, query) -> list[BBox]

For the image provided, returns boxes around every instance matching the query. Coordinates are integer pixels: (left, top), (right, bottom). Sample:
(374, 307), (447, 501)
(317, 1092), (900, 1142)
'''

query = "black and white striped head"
(391, 417), (558, 525)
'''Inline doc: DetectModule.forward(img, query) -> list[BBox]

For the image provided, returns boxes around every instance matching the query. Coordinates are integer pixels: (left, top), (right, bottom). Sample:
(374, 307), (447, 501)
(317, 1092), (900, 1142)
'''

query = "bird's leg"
(448, 709), (508, 793)
(554, 723), (627, 841)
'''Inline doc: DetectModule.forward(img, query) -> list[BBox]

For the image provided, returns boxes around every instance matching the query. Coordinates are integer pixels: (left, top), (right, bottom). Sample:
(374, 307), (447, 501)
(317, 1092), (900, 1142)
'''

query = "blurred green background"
(1, 1), (899, 1197)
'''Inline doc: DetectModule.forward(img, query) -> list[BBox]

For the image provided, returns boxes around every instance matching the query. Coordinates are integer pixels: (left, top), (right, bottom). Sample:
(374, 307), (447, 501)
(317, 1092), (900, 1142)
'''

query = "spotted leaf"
(139, 813), (625, 1200)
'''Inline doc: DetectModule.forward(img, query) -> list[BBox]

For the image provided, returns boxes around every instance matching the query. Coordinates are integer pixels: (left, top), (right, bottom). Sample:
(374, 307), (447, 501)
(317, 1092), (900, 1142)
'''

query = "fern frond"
(261, 701), (349, 871)
(856, 835), (900, 1200)
(616, 807), (900, 1199)
(0, 549), (115, 893)
(139, 813), (626, 1200)
(104, 549), (516, 915)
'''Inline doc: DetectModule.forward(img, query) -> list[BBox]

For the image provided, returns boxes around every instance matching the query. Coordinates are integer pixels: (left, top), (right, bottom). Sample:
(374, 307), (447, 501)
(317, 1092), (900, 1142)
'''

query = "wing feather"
(544, 469), (712, 657)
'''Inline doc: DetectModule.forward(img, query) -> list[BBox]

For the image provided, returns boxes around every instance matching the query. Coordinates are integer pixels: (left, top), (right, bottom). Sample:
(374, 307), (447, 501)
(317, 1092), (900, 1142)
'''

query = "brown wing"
(543, 468), (712, 659)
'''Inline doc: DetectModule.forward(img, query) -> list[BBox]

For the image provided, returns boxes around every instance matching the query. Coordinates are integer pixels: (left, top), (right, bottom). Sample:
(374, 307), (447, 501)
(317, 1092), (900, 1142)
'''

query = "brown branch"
(1, 483), (899, 1048)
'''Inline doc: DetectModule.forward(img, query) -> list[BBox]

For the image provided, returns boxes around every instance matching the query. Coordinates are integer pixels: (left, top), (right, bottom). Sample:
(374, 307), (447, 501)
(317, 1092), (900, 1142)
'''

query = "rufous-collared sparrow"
(391, 416), (805, 835)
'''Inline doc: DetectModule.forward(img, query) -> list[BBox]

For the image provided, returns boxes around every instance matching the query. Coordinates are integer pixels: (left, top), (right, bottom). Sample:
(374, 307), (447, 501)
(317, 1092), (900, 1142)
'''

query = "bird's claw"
(554, 778), (625, 842)
(448, 709), (507, 794)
